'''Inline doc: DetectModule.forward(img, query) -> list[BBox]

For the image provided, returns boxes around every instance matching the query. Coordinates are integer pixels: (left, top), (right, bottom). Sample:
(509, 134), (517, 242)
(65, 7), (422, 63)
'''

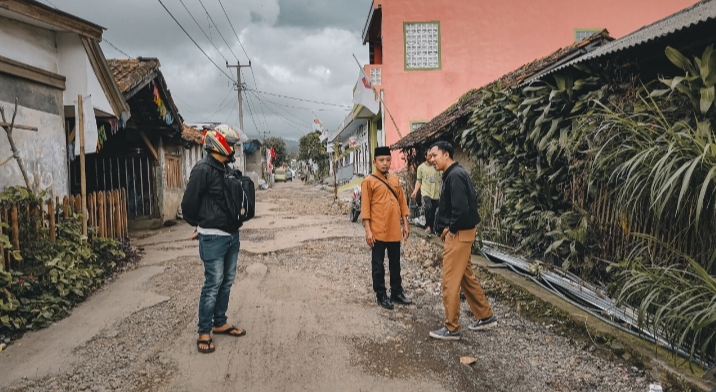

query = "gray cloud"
(276, 0), (370, 32)
(51, 0), (371, 140)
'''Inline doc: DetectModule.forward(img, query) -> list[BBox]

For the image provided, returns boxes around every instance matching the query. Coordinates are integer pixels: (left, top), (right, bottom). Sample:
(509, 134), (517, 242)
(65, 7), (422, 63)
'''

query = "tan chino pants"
(442, 228), (493, 331)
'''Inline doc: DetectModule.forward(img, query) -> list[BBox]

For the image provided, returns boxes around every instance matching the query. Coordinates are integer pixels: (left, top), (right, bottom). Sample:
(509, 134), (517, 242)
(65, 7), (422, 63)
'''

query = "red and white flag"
(352, 68), (379, 115)
(313, 116), (329, 141)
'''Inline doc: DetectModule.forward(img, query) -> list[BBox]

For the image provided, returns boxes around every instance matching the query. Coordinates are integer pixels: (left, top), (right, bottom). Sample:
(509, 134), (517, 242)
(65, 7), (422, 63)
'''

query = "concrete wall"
(0, 16), (58, 73)
(0, 75), (67, 197)
(245, 151), (262, 175)
(56, 33), (113, 115)
(373, 0), (699, 169)
(182, 144), (203, 186)
(453, 145), (474, 175)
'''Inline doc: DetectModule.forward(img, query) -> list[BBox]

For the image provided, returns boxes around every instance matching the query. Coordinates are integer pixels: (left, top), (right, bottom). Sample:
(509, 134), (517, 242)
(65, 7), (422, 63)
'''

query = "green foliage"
(299, 131), (329, 175)
(612, 235), (716, 366)
(262, 136), (288, 167)
(0, 187), (128, 332)
(461, 68), (606, 272)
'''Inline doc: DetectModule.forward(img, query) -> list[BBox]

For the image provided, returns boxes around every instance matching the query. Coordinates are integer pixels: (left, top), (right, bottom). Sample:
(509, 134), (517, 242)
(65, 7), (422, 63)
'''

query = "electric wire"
(248, 89), (351, 108)
(178, 0), (229, 64)
(250, 90), (308, 124)
(242, 88), (263, 139)
(253, 95), (312, 131)
(251, 95), (312, 130)
(242, 70), (272, 135)
(246, 95), (269, 138)
(156, 0), (236, 83)
(216, 0), (251, 61)
(224, 101), (236, 124)
(197, 0), (241, 62)
(101, 39), (133, 59)
(244, 84), (271, 136)
(201, 90), (237, 122)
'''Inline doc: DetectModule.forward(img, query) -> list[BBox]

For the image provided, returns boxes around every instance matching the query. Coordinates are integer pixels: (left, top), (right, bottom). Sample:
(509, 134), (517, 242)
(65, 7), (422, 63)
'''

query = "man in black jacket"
(427, 141), (497, 341)
(181, 126), (246, 354)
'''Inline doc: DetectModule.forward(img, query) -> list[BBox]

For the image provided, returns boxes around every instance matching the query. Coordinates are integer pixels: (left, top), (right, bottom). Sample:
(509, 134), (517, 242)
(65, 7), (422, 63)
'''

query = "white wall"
(56, 33), (113, 115)
(0, 16), (58, 73)
(0, 100), (68, 197)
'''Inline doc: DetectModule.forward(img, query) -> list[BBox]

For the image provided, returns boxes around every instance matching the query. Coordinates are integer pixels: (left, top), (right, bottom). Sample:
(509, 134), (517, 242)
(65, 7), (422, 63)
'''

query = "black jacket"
(181, 155), (241, 233)
(434, 162), (480, 234)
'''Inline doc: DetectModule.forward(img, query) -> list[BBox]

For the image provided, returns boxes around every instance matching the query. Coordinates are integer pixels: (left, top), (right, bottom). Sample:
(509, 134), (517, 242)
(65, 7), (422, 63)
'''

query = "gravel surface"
(4, 181), (660, 392)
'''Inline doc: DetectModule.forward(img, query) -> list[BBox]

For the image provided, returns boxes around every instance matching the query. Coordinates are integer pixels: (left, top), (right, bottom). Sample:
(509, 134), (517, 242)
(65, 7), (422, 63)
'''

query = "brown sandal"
(197, 337), (215, 354)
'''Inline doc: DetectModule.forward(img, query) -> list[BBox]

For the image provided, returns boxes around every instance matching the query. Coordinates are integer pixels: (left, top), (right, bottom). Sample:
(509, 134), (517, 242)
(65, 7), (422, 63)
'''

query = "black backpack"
(223, 169), (255, 224)
(201, 159), (256, 225)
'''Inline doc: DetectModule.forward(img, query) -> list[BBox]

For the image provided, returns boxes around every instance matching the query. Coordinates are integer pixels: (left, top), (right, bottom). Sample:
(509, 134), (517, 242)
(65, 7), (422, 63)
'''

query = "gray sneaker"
(468, 315), (498, 331)
(429, 326), (461, 341)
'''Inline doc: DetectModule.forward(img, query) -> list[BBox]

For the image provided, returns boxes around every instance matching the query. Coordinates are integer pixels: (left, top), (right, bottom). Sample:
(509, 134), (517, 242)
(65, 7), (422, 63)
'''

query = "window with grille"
(165, 156), (182, 189)
(370, 67), (382, 85)
(404, 22), (440, 70)
(574, 29), (601, 42)
(411, 122), (427, 133)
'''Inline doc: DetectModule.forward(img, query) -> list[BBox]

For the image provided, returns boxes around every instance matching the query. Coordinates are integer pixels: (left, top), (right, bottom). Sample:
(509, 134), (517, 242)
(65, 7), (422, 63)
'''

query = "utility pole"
(226, 61), (251, 133)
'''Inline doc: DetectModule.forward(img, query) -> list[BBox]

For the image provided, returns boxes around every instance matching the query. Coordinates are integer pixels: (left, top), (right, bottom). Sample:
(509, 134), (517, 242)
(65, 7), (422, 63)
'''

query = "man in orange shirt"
(361, 147), (412, 309)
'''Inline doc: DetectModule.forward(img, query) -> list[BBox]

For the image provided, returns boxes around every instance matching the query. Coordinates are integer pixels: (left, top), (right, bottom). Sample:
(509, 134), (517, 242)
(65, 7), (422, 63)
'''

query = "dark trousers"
(371, 240), (403, 297)
(423, 196), (439, 231)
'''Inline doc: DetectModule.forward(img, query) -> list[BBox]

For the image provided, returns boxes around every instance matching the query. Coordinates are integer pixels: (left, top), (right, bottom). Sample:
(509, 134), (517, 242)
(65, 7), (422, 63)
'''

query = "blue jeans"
(197, 232), (240, 334)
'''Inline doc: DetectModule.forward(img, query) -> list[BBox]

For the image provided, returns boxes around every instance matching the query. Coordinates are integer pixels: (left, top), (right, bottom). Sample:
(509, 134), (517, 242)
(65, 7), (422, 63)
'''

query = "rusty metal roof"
(391, 30), (612, 150)
(107, 57), (160, 96)
(526, 0), (716, 83)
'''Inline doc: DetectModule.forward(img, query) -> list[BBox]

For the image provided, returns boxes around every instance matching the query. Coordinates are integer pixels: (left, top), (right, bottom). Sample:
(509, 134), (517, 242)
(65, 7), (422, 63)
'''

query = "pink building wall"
(369, 0), (699, 169)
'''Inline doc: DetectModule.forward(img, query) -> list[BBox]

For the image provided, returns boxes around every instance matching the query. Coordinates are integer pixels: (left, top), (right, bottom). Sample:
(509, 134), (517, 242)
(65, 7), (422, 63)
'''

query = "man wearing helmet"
(181, 125), (246, 354)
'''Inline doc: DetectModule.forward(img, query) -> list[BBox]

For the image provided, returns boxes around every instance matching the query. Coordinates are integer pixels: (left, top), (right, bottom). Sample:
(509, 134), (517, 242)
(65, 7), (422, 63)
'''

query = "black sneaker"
(376, 294), (394, 310)
(429, 326), (461, 341)
(391, 293), (412, 305)
(467, 315), (498, 331)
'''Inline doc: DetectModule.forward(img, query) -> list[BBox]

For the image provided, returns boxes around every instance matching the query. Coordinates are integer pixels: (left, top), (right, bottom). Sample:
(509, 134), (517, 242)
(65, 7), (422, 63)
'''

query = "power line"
(178, 0), (229, 64)
(174, 95), (203, 120)
(217, 0), (251, 62)
(197, 0), (241, 62)
(156, 0), (236, 82)
(250, 91), (312, 131)
(224, 101), (236, 124)
(250, 90), (308, 124)
(243, 70), (271, 135)
(248, 89), (351, 108)
(102, 39), (133, 59)
(201, 90), (236, 122)
(242, 89), (263, 138)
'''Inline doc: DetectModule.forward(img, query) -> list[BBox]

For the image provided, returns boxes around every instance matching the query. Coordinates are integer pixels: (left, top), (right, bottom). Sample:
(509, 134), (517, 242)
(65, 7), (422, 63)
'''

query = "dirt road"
(0, 180), (652, 391)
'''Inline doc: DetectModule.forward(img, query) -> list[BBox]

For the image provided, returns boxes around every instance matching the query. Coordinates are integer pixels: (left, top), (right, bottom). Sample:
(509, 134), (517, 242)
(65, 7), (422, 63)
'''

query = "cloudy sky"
(50, 0), (372, 141)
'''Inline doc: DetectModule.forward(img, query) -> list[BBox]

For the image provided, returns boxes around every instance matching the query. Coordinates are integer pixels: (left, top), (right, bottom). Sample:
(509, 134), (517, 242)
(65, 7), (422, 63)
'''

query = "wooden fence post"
(48, 199), (55, 242)
(0, 207), (6, 271)
(108, 191), (115, 239)
(123, 188), (128, 239)
(114, 190), (121, 239)
(98, 192), (105, 238)
(10, 204), (19, 268)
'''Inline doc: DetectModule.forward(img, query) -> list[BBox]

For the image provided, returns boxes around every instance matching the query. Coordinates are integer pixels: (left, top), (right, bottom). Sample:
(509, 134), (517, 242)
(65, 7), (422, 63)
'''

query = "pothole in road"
(241, 229), (276, 243)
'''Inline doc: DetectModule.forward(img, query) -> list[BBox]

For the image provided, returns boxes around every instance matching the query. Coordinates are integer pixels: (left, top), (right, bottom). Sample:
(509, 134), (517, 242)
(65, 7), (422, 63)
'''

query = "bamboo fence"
(0, 188), (128, 271)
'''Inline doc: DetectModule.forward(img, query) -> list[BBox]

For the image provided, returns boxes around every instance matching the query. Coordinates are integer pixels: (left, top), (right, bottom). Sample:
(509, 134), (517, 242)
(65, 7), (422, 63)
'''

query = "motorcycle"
(350, 186), (361, 223)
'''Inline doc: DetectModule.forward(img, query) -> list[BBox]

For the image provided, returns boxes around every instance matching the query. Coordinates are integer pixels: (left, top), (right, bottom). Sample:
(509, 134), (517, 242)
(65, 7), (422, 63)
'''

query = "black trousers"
(371, 240), (403, 296)
(423, 196), (439, 231)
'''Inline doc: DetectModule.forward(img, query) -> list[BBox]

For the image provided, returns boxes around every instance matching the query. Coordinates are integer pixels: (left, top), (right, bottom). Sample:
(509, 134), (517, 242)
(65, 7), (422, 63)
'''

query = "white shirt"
(197, 226), (231, 236)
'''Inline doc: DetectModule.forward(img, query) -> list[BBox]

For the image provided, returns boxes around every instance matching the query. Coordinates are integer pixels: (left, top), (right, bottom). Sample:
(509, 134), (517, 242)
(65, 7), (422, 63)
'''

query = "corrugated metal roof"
(526, 0), (716, 83)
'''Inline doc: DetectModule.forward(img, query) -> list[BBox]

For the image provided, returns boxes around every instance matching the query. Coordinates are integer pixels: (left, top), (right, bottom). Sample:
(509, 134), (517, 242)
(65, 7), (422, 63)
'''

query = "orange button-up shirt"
(361, 171), (409, 242)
